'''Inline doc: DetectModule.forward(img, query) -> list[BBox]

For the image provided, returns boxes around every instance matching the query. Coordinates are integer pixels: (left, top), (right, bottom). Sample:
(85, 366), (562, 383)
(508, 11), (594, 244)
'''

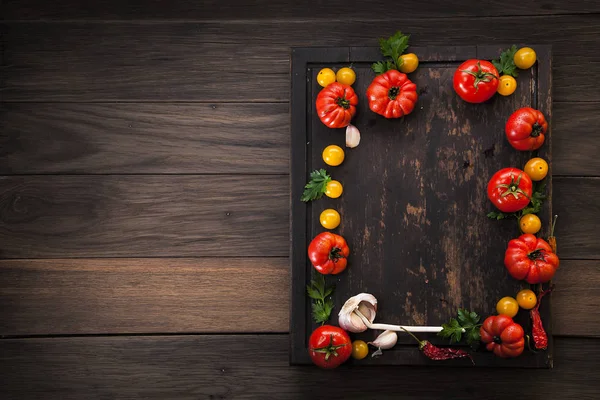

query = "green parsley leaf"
(492, 45), (519, 78)
(372, 60), (395, 75)
(371, 31), (410, 74)
(306, 275), (336, 325)
(301, 169), (331, 202)
(438, 309), (482, 346)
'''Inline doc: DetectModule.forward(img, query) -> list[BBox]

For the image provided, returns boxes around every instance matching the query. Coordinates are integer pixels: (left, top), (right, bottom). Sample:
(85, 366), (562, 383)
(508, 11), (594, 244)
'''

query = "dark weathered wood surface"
(1, 1), (600, 397)
(2, 17), (600, 101)
(4, 0), (599, 20)
(0, 103), (290, 174)
(0, 258), (289, 335)
(0, 175), (288, 257)
(2, 336), (600, 400)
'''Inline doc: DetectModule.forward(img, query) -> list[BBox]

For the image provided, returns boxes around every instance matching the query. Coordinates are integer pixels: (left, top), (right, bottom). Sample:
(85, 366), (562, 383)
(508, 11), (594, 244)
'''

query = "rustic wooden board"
(0, 258), (289, 335)
(291, 45), (553, 367)
(4, 0), (599, 20)
(2, 336), (599, 400)
(2, 18), (599, 102)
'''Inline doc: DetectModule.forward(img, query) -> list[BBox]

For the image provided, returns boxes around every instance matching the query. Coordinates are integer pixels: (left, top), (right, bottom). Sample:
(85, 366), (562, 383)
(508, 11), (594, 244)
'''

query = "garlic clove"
(346, 124), (361, 148)
(338, 293), (377, 333)
(368, 330), (398, 350)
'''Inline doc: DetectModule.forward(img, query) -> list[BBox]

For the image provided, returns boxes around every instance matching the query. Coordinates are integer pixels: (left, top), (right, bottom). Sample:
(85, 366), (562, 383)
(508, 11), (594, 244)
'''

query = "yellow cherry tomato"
(317, 68), (336, 87)
(516, 289), (537, 310)
(319, 209), (341, 230)
(497, 75), (517, 96)
(325, 180), (343, 199)
(520, 214), (542, 234)
(496, 296), (519, 318)
(398, 53), (419, 73)
(336, 67), (356, 86)
(514, 47), (537, 69)
(352, 340), (369, 360)
(322, 145), (345, 167)
(524, 157), (548, 181)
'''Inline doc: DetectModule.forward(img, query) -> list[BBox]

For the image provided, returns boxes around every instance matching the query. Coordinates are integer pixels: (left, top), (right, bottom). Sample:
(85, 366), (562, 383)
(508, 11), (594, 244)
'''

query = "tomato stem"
(460, 61), (498, 92)
(496, 172), (531, 200)
(329, 247), (342, 261)
(388, 86), (400, 100)
(311, 334), (348, 361)
(531, 122), (543, 137)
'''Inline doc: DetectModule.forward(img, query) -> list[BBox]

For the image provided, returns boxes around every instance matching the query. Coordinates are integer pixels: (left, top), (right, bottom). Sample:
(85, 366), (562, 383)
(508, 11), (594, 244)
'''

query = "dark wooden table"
(1, 1), (599, 398)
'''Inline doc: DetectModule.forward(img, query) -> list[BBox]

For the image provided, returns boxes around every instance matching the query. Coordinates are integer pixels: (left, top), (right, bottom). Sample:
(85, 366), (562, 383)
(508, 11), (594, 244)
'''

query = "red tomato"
(480, 315), (525, 358)
(505, 107), (548, 151)
(308, 325), (352, 369)
(453, 60), (499, 103)
(366, 70), (418, 118)
(315, 82), (358, 129)
(487, 168), (533, 213)
(505, 233), (560, 284)
(308, 232), (350, 275)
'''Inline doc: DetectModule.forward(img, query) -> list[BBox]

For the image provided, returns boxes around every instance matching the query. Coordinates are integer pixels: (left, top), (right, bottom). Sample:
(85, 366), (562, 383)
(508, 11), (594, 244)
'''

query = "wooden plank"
(2, 17), (600, 101)
(553, 102), (600, 176)
(554, 177), (600, 259)
(1, 336), (599, 399)
(0, 258), (289, 335)
(0, 175), (288, 258)
(4, 0), (600, 20)
(0, 259), (594, 337)
(0, 176), (595, 259)
(0, 102), (597, 176)
(0, 103), (290, 174)
(291, 45), (554, 366)
(553, 260), (600, 337)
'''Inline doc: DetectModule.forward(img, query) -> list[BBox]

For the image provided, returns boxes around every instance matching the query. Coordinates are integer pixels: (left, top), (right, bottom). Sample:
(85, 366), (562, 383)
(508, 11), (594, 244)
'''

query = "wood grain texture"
(0, 103), (289, 174)
(0, 259), (594, 337)
(0, 258), (289, 335)
(2, 17), (600, 101)
(554, 177), (600, 259)
(553, 260), (600, 337)
(553, 102), (600, 176)
(0, 175), (288, 258)
(0, 101), (597, 176)
(1, 335), (600, 399)
(4, 0), (600, 20)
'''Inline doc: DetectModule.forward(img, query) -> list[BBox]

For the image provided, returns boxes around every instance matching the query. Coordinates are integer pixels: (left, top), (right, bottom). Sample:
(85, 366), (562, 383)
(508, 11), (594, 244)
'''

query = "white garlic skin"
(368, 330), (398, 350)
(345, 124), (361, 148)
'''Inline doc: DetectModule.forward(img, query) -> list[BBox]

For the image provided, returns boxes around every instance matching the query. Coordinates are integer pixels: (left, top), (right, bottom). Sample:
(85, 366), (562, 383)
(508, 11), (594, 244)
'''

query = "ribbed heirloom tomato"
(505, 107), (548, 151)
(487, 168), (533, 213)
(308, 232), (350, 275)
(316, 82), (358, 129)
(480, 315), (525, 358)
(366, 70), (418, 119)
(505, 233), (559, 284)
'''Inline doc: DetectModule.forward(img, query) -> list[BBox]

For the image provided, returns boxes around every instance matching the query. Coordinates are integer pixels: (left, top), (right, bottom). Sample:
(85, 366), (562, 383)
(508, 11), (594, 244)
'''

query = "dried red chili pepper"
(401, 328), (474, 365)
(531, 287), (553, 350)
(548, 215), (558, 254)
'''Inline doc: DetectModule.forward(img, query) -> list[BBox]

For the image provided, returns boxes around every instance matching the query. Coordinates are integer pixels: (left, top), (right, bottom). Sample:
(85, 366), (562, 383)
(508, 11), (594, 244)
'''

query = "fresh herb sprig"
(306, 274), (335, 325)
(438, 308), (482, 346)
(372, 31), (410, 74)
(492, 45), (519, 78)
(487, 181), (547, 220)
(301, 169), (331, 202)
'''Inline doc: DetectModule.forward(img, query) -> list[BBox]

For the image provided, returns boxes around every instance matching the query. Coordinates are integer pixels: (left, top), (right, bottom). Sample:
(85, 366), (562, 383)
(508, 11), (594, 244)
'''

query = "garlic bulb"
(368, 330), (398, 350)
(346, 124), (361, 148)
(338, 293), (377, 333)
